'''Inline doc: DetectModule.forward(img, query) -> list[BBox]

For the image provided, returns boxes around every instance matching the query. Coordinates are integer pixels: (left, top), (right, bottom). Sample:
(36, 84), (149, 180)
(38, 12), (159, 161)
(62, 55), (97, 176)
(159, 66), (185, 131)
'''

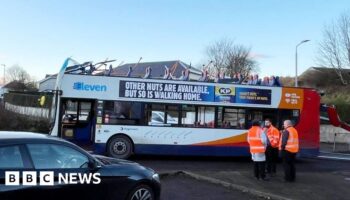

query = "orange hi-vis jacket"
(247, 126), (265, 153)
(279, 126), (299, 153)
(266, 125), (280, 148)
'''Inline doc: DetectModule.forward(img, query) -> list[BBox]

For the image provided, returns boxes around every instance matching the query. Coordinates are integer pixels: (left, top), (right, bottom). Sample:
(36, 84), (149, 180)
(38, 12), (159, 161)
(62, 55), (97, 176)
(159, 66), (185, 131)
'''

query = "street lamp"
(295, 40), (310, 87)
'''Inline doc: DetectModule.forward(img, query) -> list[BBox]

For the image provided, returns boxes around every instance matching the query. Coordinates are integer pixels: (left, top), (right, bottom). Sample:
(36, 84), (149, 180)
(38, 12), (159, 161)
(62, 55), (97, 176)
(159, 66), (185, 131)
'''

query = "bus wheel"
(107, 135), (133, 159)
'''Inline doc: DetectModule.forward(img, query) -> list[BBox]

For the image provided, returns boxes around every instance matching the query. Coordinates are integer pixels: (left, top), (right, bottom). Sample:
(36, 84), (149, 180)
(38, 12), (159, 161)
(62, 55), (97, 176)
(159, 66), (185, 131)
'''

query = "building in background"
(38, 74), (57, 92)
(38, 60), (202, 91)
(299, 67), (350, 87)
(110, 60), (201, 80)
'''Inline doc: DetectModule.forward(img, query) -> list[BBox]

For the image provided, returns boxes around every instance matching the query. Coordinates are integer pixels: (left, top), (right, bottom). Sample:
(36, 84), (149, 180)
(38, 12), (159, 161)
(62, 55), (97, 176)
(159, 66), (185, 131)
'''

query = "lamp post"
(295, 40), (310, 87)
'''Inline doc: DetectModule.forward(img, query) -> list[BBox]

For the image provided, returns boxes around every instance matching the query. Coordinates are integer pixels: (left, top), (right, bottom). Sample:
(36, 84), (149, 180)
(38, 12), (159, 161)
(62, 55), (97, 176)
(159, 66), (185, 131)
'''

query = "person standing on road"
(279, 120), (299, 182)
(264, 119), (280, 177)
(247, 120), (268, 181)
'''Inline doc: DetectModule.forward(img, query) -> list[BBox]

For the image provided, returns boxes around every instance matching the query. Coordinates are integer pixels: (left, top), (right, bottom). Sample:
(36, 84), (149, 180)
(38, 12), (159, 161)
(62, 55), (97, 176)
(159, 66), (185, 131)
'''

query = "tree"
(7, 65), (31, 83)
(6, 65), (37, 91)
(226, 44), (258, 79)
(318, 12), (350, 85)
(205, 38), (232, 76)
(204, 38), (258, 80)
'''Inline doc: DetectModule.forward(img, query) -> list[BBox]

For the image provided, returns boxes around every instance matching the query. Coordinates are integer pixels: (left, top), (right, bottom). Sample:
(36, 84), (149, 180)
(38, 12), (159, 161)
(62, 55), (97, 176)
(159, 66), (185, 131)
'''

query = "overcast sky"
(0, 0), (349, 83)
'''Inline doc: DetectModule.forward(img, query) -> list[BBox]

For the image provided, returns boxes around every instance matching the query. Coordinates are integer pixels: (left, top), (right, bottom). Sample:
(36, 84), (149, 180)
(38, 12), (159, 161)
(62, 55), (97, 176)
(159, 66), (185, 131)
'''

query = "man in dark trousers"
(264, 119), (280, 177)
(279, 120), (299, 182)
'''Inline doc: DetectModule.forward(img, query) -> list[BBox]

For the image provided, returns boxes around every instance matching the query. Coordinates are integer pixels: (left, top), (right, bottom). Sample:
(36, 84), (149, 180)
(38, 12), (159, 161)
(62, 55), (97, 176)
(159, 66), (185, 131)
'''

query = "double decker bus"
(49, 59), (320, 158)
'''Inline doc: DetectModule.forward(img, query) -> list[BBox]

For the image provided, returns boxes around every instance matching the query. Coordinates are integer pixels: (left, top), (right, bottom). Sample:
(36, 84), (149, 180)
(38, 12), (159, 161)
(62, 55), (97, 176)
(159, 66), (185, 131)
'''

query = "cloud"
(249, 52), (272, 59)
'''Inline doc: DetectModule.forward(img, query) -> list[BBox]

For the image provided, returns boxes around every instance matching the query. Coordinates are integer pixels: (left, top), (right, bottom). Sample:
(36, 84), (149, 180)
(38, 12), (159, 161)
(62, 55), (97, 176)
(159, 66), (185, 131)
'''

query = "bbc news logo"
(5, 171), (101, 186)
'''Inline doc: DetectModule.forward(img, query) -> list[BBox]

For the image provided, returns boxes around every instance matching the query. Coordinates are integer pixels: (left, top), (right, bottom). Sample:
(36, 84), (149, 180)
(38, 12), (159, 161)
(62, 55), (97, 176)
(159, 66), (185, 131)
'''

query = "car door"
(25, 143), (106, 200)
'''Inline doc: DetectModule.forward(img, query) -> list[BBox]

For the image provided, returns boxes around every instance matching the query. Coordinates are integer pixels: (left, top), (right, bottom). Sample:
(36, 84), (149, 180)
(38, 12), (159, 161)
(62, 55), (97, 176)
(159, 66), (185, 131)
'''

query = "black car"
(0, 131), (161, 200)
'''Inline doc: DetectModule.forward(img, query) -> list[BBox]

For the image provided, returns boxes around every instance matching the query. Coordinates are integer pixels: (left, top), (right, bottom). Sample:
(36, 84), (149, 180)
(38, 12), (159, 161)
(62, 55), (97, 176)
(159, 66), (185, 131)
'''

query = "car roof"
(0, 131), (52, 139)
(0, 131), (94, 159)
(0, 131), (83, 148)
(0, 131), (69, 145)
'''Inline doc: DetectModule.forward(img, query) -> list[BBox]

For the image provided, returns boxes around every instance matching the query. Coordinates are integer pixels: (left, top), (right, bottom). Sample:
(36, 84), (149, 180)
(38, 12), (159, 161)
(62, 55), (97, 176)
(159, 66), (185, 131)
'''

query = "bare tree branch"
(6, 65), (37, 91)
(6, 65), (31, 83)
(317, 12), (350, 85)
(205, 38), (258, 81)
(339, 13), (350, 66)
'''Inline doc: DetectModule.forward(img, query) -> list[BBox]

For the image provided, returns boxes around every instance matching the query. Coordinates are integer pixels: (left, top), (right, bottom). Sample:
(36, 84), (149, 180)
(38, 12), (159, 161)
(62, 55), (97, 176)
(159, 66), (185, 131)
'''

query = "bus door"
(60, 99), (96, 146)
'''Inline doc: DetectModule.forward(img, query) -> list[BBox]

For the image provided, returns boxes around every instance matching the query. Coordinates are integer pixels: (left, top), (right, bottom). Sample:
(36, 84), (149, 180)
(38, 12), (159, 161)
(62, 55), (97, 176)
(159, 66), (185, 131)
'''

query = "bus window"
(146, 104), (178, 126)
(151, 112), (164, 124)
(166, 105), (179, 126)
(218, 107), (246, 129)
(62, 100), (78, 124)
(181, 105), (196, 127)
(247, 109), (279, 128)
(247, 110), (263, 127)
(279, 109), (300, 128)
(197, 106), (215, 128)
(147, 104), (165, 126)
(252, 111), (263, 121)
(79, 102), (92, 122)
(103, 101), (142, 125)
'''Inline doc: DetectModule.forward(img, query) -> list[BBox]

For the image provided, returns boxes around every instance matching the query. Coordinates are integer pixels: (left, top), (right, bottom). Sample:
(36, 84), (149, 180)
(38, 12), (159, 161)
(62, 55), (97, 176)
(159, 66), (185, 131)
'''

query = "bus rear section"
(294, 89), (320, 157)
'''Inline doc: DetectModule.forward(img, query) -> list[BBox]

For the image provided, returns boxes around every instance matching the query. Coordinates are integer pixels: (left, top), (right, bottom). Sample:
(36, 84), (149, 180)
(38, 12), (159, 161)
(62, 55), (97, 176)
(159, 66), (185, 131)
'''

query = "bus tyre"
(107, 135), (133, 159)
(128, 184), (154, 200)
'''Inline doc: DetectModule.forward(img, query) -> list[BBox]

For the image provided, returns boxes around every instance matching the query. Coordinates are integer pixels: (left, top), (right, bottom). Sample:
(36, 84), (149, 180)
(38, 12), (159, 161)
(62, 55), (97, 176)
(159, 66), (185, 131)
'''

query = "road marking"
(319, 151), (350, 155)
(318, 155), (350, 161)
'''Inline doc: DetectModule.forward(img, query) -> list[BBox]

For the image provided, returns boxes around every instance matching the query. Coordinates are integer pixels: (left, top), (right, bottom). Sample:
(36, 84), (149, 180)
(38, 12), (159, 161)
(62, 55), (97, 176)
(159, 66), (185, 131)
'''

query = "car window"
(27, 144), (89, 169)
(0, 145), (24, 169)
